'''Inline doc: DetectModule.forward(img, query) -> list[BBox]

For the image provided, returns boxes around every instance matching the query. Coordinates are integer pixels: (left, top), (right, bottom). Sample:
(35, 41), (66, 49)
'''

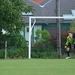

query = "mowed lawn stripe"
(0, 59), (75, 75)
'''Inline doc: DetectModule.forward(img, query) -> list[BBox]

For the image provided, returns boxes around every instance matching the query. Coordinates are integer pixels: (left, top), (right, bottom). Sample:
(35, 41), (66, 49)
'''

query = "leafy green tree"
(69, 20), (75, 33)
(0, 0), (33, 34)
(35, 29), (41, 42)
(35, 29), (50, 43)
(0, 0), (33, 49)
(41, 30), (50, 43)
(33, 30), (56, 58)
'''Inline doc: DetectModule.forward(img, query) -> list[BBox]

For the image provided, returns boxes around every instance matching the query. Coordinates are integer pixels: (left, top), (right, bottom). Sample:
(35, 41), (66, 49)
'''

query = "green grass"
(0, 59), (75, 75)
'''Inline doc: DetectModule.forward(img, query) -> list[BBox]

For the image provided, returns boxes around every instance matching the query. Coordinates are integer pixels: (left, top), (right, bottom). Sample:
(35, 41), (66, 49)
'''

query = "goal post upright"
(29, 17), (32, 59)
(28, 16), (75, 59)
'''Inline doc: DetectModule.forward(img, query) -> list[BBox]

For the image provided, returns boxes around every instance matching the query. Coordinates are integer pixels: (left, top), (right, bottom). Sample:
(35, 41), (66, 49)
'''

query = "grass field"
(0, 59), (75, 75)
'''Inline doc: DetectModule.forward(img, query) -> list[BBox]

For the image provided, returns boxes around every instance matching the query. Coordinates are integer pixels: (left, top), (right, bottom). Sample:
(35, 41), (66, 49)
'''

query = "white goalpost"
(28, 16), (75, 59)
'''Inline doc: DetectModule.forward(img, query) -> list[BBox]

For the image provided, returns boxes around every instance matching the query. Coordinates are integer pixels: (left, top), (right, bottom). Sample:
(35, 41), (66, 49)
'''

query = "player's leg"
(66, 43), (71, 59)
(66, 48), (70, 56)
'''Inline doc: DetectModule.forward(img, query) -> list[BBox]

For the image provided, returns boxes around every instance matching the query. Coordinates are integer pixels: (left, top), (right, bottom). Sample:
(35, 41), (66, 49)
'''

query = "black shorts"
(67, 43), (75, 49)
(73, 44), (75, 49)
(67, 43), (71, 49)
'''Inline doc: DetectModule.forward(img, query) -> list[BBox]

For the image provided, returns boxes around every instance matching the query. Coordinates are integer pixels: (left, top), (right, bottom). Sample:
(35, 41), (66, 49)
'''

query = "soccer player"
(65, 32), (73, 59)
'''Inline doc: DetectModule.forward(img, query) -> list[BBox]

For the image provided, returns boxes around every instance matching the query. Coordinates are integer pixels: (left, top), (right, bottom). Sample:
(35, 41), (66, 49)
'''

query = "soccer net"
(28, 16), (75, 59)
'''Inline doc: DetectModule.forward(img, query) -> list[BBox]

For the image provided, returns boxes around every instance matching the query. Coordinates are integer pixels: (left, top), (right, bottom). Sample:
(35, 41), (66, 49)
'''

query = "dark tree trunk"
(56, 0), (62, 58)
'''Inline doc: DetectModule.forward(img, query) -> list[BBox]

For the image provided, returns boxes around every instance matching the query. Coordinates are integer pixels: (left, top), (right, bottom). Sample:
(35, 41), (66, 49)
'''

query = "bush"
(35, 29), (50, 43)
(7, 33), (28, 59)
(32, 29), (57, 58)
(31, 41), (57, 58)
(0, 33), (28, 59)
(8, 48), (28, 59)
(8, 33), (28, 49)
(0, 49), (5, 59)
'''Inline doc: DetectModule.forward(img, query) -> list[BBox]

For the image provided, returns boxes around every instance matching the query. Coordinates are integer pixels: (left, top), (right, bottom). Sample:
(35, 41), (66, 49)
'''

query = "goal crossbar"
(28, 16), (75, 59)
(29, 16), (75, 19)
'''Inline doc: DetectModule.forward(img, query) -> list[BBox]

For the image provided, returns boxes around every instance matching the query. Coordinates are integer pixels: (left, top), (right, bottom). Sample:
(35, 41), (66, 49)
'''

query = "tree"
(0, 0), (33, 34)
(0, 0), (33, 50)
(69, 20), (75, 33)
(35, 29), (50, 43)
(35, 29), (41, 42)
(56, 0), (62, 58)
(40, 30), (50, 43)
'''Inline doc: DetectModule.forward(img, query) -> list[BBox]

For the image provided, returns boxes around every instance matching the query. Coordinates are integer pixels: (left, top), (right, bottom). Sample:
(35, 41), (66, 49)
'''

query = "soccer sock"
(67, 51), (70, 57)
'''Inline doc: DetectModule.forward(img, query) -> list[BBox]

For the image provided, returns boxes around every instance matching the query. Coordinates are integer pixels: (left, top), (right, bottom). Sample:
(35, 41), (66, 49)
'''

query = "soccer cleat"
(65, 57), (70, 59)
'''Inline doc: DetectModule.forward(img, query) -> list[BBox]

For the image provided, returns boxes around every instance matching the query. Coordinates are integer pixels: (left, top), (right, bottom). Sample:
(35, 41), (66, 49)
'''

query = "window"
(27, 27), (29, 32)
(22, 12), (33, 16)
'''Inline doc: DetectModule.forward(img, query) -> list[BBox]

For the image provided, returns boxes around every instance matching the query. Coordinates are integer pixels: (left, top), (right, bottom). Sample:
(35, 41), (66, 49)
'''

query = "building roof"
(23, 0), (75, 23)
(31, 0), (43, 4)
